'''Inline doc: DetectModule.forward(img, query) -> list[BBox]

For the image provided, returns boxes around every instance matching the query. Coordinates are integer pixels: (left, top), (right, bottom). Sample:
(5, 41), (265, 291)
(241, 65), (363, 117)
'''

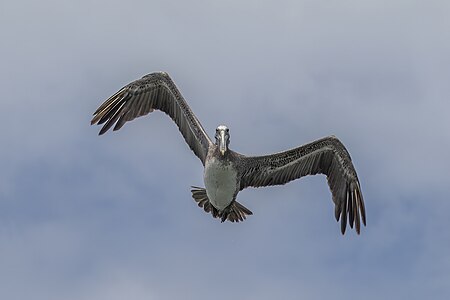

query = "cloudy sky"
(1, 0), (449, 299)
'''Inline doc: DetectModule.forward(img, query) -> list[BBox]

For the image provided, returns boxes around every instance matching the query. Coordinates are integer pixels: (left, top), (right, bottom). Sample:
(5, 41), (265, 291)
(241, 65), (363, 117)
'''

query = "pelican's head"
(215, 125), (230, 156)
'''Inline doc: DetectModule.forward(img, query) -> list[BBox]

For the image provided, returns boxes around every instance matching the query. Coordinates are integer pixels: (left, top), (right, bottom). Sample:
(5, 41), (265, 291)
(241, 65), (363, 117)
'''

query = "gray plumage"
(91, 72), (211, 164)
(91, 72), (366, 234)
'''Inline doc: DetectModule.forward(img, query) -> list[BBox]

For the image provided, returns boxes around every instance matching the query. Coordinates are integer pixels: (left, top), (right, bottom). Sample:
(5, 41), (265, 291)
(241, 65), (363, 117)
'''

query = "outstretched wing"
(238, 136), (366, 234)
(91, 72), (212, 165)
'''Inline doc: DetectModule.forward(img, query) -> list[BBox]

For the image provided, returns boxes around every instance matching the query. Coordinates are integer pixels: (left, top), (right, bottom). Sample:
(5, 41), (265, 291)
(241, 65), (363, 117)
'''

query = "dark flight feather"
(91, 72), (212, 165)
(238, 136), (366, 234)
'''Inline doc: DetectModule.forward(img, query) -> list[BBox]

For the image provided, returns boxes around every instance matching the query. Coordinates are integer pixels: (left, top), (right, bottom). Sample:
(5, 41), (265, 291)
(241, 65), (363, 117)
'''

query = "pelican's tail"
(190, 186), (253, 223)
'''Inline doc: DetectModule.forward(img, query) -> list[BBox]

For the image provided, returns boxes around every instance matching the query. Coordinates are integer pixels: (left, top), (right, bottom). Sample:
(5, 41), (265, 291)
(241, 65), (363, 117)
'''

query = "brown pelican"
(91, 72), (366, 234)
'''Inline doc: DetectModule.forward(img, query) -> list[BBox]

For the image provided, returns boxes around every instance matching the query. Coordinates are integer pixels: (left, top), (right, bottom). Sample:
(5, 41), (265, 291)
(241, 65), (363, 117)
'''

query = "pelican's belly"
(204, 158), (237, 210)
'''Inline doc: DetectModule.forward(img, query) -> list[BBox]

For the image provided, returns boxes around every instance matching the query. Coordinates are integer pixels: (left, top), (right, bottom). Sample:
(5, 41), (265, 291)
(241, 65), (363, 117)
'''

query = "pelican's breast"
(204, 157), (238, 210)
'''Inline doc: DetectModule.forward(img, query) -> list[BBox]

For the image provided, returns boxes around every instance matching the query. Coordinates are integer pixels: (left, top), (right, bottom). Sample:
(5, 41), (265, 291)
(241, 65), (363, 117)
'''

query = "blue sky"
(1, 0), (449, 299)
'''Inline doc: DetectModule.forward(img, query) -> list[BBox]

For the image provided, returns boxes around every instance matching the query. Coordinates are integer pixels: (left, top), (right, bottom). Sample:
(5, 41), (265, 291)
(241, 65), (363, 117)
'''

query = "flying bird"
(91, 72), (366, 234)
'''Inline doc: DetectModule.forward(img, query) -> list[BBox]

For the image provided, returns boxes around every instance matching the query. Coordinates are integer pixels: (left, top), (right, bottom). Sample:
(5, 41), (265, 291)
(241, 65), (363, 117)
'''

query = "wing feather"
(238, 136), (366, 234)
(91, 72), (212, 164)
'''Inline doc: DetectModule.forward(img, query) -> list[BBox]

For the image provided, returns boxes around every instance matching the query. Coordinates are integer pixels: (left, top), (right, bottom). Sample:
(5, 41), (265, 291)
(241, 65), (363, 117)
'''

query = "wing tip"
(98, 126), (108, 135)
(336, 180), (366, 235)
(91, 114), (107, 135)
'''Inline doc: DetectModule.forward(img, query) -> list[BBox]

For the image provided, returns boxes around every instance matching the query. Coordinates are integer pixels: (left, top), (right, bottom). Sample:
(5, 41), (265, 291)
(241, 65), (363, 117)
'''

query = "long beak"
(219, 130), (226, 155)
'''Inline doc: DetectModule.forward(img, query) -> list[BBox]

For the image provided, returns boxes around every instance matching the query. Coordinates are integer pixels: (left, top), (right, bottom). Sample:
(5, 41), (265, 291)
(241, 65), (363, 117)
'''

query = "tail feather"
(190, 186), (252, 223)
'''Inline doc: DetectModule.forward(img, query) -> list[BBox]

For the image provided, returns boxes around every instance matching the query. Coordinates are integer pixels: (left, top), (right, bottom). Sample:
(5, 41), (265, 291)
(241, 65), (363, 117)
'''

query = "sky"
(1, 0), (450, 299)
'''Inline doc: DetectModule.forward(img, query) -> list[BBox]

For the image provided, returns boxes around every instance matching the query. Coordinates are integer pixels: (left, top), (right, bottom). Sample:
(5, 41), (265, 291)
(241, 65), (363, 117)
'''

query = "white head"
(215, 125), (230, 156)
